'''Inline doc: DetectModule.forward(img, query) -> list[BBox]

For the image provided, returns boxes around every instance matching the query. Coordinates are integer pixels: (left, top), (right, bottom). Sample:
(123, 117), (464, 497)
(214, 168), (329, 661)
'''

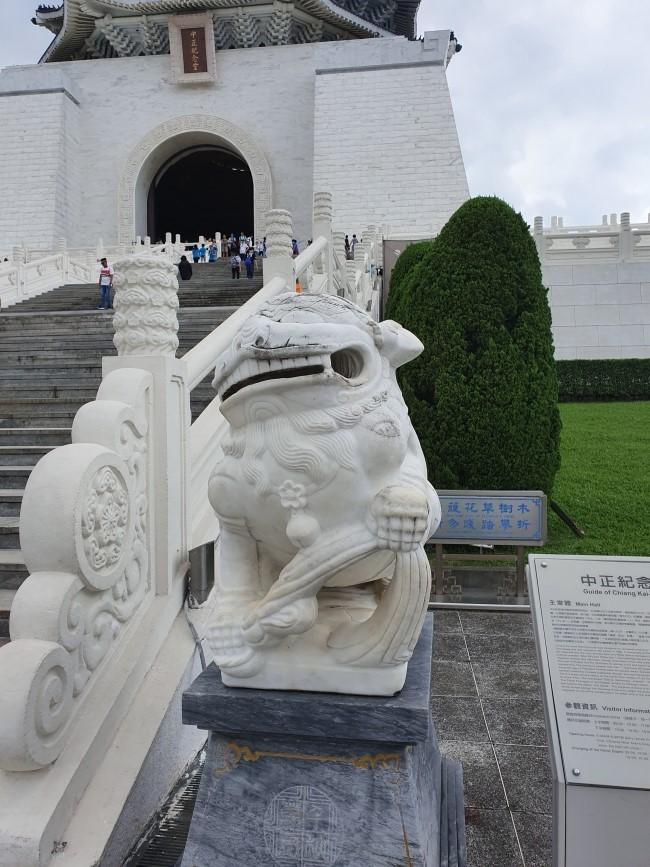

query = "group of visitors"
(227, 232), (266, 280)
(344, 234), (359, 260)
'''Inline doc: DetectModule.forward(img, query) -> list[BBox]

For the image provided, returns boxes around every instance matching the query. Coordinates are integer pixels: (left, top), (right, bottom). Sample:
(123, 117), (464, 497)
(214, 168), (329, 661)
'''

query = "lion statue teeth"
(206, 293), (441, 696)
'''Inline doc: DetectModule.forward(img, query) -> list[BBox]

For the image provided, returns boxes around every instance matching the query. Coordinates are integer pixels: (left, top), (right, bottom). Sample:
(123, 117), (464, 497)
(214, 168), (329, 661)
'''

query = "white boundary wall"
(537, 214), (650, 359)
(545, 262), (650, 360)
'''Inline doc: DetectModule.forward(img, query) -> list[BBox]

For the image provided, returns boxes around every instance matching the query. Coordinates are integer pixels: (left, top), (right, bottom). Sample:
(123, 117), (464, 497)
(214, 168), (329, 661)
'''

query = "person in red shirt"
(97, 257), (114, 309)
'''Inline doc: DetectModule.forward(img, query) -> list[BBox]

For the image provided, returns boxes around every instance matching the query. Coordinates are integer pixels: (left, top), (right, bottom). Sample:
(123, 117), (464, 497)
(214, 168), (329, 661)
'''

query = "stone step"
(0, 445), (53, 466)
(0, 517), (20, 550)
(0, 611), (9, 647)
(0, 414), (80, 428)
(0, 467), (34, 488)
(0, 428), (71, 446)
(0, 490), (23, 517)
(0, 549), (27, 598)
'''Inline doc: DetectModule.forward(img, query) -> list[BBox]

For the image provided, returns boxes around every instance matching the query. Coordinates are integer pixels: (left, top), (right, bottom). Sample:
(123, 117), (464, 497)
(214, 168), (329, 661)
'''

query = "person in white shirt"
(97, 257), (114, 309)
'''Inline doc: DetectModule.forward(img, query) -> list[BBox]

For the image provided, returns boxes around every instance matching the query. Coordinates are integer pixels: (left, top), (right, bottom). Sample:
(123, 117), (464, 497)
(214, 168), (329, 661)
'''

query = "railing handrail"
(294, 235), (327, 276)
(184, 275), (286, 390)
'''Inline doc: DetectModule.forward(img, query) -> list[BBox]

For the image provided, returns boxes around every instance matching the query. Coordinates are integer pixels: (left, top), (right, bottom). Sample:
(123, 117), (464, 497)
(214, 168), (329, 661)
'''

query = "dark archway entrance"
(147, 145), (254, 242)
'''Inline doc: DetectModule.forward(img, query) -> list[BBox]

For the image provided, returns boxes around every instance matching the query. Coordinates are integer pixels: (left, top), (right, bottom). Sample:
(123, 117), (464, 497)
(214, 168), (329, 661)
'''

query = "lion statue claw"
(206, 293), (441, 696)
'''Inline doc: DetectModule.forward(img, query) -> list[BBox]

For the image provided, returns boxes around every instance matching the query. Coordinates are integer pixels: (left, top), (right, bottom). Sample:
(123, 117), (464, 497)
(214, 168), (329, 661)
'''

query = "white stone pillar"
(313, 192), (333, 293)
(620, 212), (632, 261)
(107, 255), (189, 596)
(263, 209), (295, 291)
(533, 216), (545, 263)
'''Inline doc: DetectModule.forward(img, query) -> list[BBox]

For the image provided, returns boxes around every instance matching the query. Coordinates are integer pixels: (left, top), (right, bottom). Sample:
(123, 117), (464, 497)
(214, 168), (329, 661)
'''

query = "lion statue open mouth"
(206, 292), (441, 695)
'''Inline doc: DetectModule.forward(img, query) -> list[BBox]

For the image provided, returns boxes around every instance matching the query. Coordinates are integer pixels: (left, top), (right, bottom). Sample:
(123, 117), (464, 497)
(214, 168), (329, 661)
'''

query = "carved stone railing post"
(533, 216), (545, 263)
(331, 231), (346, 297)
(620, 212), (632, 261)
(313, 191), (333, 293)
(263, 208), (295, 291)
(110, 255), (189, 596)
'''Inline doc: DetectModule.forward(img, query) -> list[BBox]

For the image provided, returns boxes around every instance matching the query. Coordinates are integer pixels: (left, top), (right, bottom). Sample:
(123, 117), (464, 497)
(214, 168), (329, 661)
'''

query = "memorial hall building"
(0, 0), (468, 252)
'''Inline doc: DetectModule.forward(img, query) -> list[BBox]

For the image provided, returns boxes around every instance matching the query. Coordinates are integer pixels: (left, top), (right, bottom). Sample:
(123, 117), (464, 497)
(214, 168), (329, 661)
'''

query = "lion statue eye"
(371, 420), (400, 438)
(330, 348), (364, 379)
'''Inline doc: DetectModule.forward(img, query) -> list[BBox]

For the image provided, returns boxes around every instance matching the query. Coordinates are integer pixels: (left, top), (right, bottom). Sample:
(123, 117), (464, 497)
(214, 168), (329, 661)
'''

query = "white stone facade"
(314, 57), (468, 236)
(0, 33), (468, 252)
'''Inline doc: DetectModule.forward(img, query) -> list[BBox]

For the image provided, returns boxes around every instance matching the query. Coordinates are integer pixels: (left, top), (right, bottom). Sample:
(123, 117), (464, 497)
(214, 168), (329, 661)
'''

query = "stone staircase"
(0, 261), (263, 637)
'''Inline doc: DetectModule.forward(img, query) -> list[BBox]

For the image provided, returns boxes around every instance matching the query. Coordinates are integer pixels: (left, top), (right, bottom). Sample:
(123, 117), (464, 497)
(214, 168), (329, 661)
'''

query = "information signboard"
(432, 490), (546, 546)
(529, 554), (650, 867)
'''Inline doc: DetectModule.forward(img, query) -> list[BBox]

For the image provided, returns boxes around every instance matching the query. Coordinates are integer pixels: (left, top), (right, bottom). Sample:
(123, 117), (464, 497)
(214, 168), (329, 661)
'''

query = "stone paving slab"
(429, 609), (553, 867)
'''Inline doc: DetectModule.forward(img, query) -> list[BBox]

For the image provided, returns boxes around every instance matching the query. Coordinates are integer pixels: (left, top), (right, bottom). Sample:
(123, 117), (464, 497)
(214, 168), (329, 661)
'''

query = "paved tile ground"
(430, 609), (553, 867)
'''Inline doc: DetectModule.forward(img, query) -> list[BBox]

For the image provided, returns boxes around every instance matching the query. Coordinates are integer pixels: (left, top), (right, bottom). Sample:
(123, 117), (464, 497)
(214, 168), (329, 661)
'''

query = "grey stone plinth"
(180, 614), (466, 867)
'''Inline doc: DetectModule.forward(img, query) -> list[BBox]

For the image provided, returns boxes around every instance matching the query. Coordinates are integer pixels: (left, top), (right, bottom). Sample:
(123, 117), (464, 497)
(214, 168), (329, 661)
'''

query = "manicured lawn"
(537, 401), (650, 557)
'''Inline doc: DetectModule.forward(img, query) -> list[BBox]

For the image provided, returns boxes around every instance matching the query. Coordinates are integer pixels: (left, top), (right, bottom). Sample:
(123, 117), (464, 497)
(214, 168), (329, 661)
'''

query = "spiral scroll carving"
(113, 255), (180, 357)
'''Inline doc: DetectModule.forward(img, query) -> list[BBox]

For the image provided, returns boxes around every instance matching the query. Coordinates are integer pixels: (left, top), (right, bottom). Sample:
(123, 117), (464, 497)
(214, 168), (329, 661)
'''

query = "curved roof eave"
(38, 0), (96, 63)
(37, 0), (405, 62)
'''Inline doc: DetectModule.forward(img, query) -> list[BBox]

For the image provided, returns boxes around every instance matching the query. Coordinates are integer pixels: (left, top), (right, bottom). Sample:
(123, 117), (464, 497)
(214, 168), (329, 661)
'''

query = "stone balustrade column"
(620, 212), (632, 262)
(313, 192), (333, 293)
(263, 209), (295, 291)
(533, 217), (545, 263)
(107, 255), (189, 595)
(332, 231), (346, 297)
(345, 255), (358, 304)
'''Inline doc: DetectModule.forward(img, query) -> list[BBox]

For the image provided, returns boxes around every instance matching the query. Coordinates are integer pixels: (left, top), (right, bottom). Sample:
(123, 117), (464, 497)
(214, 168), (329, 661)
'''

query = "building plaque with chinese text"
(168, 13), (216, 85)
(431, 490), (546, 546)
(529, 555), (650, 790)
(181, 27), (208, 74)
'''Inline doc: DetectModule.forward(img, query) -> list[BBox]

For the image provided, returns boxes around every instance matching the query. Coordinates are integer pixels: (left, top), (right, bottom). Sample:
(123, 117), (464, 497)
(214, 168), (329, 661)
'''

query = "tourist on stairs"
(97, 257), (114, 309)
(230, 253), (241, 279)
(192, 244), (200, 264)
(177, 255), (193, 281)
(244, 252), (254, 278)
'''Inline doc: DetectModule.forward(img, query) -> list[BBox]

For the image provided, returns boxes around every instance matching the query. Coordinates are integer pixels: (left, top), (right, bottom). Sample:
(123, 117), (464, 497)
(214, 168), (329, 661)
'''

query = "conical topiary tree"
(386, 196), (561, 493)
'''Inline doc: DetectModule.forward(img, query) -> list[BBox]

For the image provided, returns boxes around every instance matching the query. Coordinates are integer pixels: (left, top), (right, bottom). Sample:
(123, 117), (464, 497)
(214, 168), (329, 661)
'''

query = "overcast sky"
(1, 0), (649, 226)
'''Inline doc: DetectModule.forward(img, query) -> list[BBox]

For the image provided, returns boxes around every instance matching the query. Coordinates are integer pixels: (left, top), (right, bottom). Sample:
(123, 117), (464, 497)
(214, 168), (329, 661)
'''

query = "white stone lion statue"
(206, 293), (441, 695)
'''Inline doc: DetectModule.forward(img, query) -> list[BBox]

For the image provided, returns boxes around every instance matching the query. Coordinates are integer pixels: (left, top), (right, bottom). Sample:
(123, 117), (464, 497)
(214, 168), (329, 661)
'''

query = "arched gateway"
(117, 115), (273, 245)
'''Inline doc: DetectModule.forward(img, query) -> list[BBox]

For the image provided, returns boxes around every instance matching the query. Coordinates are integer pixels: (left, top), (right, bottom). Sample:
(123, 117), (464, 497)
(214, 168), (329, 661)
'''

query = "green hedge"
(386, 196), (561, 494)
(557, 359), (650, 401)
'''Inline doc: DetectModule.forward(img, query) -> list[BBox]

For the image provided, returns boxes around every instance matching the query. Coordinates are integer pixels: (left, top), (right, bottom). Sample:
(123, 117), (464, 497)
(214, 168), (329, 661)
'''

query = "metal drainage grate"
(123, 750), (205, 867)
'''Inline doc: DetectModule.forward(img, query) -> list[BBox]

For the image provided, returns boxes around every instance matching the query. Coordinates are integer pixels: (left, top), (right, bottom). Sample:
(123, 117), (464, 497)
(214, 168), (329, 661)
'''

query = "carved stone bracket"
(0, 369), (153, 771)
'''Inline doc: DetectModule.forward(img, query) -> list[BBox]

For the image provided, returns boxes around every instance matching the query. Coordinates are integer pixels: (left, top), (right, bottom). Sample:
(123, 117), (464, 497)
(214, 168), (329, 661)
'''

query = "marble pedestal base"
(181, 615), (466, 867)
